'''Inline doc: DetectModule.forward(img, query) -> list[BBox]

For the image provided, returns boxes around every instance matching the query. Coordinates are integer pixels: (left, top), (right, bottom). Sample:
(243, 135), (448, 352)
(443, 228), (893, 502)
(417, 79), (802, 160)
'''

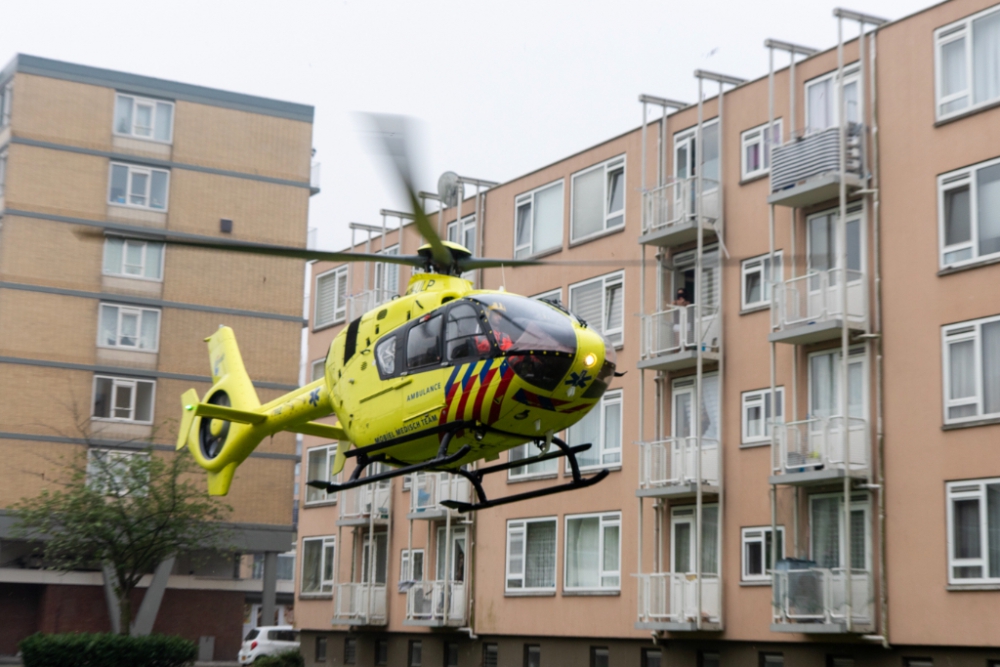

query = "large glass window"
(508, 442), (558, 480)
(809, 347), (866, 420)
(444, 303), (489, 362)
(301, 535), (336, 595)
(567, 389), (622, 470)
(805, 66), (860, 134)
(406, 315), (443, 369)
(505, 517), (557, 592)
(103, 238), (164, 281)
(361, 532), (388, 585)
(374, 244), (400, 303)
(939, 157), (1000, 268)
(108, 163), (169, 211)
(315, 266), (348, 328)
(305, 444), (339, 504)
(942, 315), (1000, 423)
(400, 548), (424, 582)
(98, 303), (160, 352)
(935, 6), (1000, 119)
(514, 180), (564, 259)
(741, 387), (784, 445)
(741, 251), (782, 310)
(671, 505), (719, 575)
(741, 526), (784, 581)
(740, 119), (782, 180)
(569, 271), (624, 347)
(571, 156), (625, 242)
(114, 94), (174, 142)
(809, 494), (869, 571)
(947, 478), (1000, 583)
(86, 448), (147, 497)
(92, 375), (155, 423)
(564, 512), (621, 591)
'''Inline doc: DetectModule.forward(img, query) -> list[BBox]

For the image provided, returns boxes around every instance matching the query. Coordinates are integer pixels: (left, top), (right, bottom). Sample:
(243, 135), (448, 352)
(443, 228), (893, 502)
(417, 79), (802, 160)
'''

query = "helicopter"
(146, 114), (623, 512)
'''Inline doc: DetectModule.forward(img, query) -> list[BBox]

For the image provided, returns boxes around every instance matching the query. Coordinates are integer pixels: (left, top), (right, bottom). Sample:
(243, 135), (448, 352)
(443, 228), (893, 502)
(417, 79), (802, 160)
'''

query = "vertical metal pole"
(715, 79), (726, 630)
(790, 52), (798, 137)
(694, 74), (704, 631)
(406, 492), (414, 620)
(768, 45), (780, 605)
(367, 492), (376, 625)
(443, 510), (452, 625)
(334, 524), (342, 619)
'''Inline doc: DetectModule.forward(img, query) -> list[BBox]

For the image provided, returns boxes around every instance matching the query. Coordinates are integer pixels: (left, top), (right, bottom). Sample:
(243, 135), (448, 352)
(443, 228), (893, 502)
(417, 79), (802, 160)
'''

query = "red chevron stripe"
(455, 374), (476, 422)
(488, 367), (516, 424)
(473, 367), (498, 422)
(440, 381), (462, 425)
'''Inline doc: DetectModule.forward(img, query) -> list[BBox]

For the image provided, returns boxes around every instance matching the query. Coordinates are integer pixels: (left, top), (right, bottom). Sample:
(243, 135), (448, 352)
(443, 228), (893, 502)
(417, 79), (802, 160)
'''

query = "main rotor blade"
(364, 113), (452, 268)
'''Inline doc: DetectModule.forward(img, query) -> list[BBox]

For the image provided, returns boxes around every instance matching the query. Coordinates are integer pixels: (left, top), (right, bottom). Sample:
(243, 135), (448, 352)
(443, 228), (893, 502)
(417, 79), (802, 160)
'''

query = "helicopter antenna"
(500, 263), (506, 292)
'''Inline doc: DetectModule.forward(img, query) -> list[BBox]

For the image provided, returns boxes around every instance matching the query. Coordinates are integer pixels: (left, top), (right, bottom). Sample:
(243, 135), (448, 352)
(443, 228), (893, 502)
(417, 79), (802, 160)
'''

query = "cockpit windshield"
(471, 294), (577, 356)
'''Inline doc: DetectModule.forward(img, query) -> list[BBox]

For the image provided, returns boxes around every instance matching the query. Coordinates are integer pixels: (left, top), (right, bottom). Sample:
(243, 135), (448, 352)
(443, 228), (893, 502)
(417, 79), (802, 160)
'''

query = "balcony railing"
(636, 572), (721, 626)
(642, 305), (720, 359)
(637, 438), (719, 491)
(405, 580), (467, 625)
(770, 125), (862, 194)
(348, 289), (396, 320)
(773, 568), (873, 627)
(410, 473), (471, 515)
(642, 177), (720, 235)
(332, 582), (387, 625)
(771, 269), (867, 332)
(773, 416), (868, 475)
(339, 483), (391, 522)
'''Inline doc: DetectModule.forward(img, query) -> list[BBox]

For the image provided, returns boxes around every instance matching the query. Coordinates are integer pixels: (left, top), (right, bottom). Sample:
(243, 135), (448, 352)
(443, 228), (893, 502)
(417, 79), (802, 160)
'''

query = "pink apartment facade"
(295, 1), (1000, 665)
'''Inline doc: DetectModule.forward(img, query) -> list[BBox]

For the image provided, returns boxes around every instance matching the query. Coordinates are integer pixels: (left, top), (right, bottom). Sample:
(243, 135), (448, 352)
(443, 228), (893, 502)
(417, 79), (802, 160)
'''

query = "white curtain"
(302, 540), (321, 593)
(977, 164), (1000, 257)
(532, 182), (564, 255)
(525, 521), (556, 588)
(566, 517), (600, 588)
(702, 506), (719, 574)
(949, 339), (976, 402)
(701, 375), (720, 441)
(973, 11), (1000, 104)
(941, 37), (968, 100)
(140, 311), (159, 350)
(702, 123), (720, 184)
(812, 497), (841, 568)
(603, 401), (621, 465)
(573, 168), (604, 239)
(982, 321), (1000, 415)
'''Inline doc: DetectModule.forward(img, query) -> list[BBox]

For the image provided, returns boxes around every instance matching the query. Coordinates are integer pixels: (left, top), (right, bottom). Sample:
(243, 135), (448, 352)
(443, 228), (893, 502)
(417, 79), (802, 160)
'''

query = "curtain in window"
(533, 183), (563, 254)
(569, 405), (601, 468)
(603, 401), (621, 464)
(114, 96), (132, 134)
(673, 521), (692, 572)
(949, 339), (977, 418)
(988, 484), (1000, 578)
(104, 239), (123, 274)
(603, 523), (620, 586)
(812, 497), (841, 568)
(983, 321), (1000, 415)
(808, 80), (832, 132)
(566, 518), (600, 588)
(323, 542), (335, 588)
(850, 509), (866, 570)
(573, 169), (604, 239)
(702, 506), (719, 574)
(134, 382), (153, 422)
(942, 37), (969, 101)
(154, 103), (172, 142)
(810, 353), (835, 418)
(973, 11), (1000, 104)
(702, 123), (720, 183)
(525, 521), (556, 588)
(701, 375), (720, 441)
(306, 449), (326, 502)
(977, 164), (1000, 257)
(302, 540), (321, 593)
(140, 311), (159, 350)
(99, 306), (117, 347)
(570, 281), (603, 334)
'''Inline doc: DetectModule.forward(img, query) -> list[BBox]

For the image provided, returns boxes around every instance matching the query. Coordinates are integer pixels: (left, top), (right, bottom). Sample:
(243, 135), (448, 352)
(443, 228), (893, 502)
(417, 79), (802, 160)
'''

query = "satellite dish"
(438, 171), (460, 208)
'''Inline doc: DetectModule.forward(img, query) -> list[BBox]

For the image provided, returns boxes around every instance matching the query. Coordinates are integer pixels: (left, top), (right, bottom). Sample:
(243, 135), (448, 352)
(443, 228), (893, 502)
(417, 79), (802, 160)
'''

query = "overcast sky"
(2, 0), (932, 251)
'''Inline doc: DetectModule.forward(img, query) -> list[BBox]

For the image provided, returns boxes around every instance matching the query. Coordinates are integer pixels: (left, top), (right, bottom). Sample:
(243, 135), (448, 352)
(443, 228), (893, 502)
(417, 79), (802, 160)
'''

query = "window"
(567, 390), (622, 470)
(92, 375), (155, 423)
(533, 288), (562, 306)
(515, 180), (564, 258)
(810, 493), (869, 571)
(760, 654), (783, 667)
(86, 448), (146, 496)
(947, 477), (1000, 583)
(942, 315), (1000, 423)
(675, 120), (720, 186)
(590, 647), (609, 667)
(936, 5), (1000, 119)
(508, 442), (559, 479)
(311, 358), (326, 382)
(400, 548), (424, 582)
(305, 444), (339, 504)
(444, 642), (459, 667)
(251, 551), (295, 580)
(444, 302), (489, 363)
(805, 66), (860, 134)
(506, 517), (557, 592)
(448, 216), (477, 282)
(375, 244), (400, 301)
(699, 652), (721, 667)
(300, 535), (336, 595)
(565, 512), (621, 591)
(571, 156), (625, 242)
(641, 649), (662, 667)
(375, 336), (397, 377)
(483, 644), (499, 667)
(809, 347), (866, 421)
(741, 387), (784, 444)
(114, 93), (174, 142)
(407, 315), (443, 368)
(315, 636), (327, 662)
(375, 639), (389, 666)
(741, 526), (785, 581)
(103, 238), (164, 281)
(939, 157), (1000, 267)
(108, 163), (169, 211)
(408, 640), (422, 667)
(523, 645), (540, 667)
(0, 81), (12, 127)
(741, 251), (782, 310)
(569, 271), (624, 347)
(0, 150), (7, 198)
(98, 303), (160, 352)
(344, 638), (357, 665)
(315, 266), (348, 328)
(361, 532), (388, 585)
(741, 120), (782, 180)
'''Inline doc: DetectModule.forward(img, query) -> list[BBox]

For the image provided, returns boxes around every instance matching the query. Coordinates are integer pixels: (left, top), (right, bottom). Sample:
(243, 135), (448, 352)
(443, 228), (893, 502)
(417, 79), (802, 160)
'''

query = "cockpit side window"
(375, 334), (397, 377)
(444, 303), (491, 362)
(406, 315), (443, 369)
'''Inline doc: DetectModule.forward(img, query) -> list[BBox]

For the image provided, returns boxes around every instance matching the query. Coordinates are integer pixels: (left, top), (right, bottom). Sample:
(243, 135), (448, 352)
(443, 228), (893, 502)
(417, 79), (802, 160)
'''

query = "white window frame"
(806, 345), (869, 421)
(508, 441), (559, 481)
(568, 270), (625, 348)
(808, 492), (871, 571)
(946, 477), (1000, 584)
(514, 179), (564, 259)
(741, 250), (783, 310)
(938, 156), (1000, 269)
(563, 511), (622, 592)
(310, 358), (326, 383)
(804, 65), (861, 135)
(314, 265), (349, 328)
(505, 516), (558, 594)
(0, 150), (7, 199)
(740, 526), (785, 582)
(740, 119), (782, 180)
(532, 287), (563, 306)
(0, 81), (12, 128)
(570, 155), (626, 243)
(304, 443), (339, 505)
(107, 162), (171, 212)
(400, 548), (425, 583)
(97, 303), (160, 352)
(567, 389), (622, 472)
(86, 448), (148, 497)
(375, 243), (401, 302)
(102, 237), (165, 282)
(741, 386), (785, 445)
(300, 535), (336, 596)
(91, 375), (156, 424)
(113, 93), (175, 143)
(934, 5), (1000, 121)
(942, 314), (1000, 424)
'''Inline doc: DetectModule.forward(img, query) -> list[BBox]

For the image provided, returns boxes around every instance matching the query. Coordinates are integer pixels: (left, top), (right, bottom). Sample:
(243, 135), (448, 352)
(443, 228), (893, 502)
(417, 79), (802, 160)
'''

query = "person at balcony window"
(673, 289), (690, 307)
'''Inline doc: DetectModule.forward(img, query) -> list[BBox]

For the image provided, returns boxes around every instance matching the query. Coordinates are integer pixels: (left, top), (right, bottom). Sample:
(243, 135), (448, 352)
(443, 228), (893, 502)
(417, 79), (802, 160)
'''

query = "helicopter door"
(444, 303), (491, 364)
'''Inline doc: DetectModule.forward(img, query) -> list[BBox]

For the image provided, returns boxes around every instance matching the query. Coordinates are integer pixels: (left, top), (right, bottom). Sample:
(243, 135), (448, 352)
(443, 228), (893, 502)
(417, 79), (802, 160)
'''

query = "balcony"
(331, 582), (387, 626)
(635, 572), (721, 632)
(404, 580), (467, 627)
(639, 305), (720, 371)
(348, 289), (396, 321)
(770, 269), (867, 345)
(772, 567), (874, 633)
(639, 177), (720, 247)
(770, 417), (868, 486)
(310, 161), (321, 195)
(337, 483), (391, 527)
(408, 472), (471, 521)
(636, 438), (719, 499)
(768, 126), (863, 208)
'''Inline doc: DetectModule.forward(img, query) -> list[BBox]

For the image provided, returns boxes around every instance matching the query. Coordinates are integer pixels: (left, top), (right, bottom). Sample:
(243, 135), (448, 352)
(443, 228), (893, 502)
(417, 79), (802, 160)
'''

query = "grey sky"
(2, 0), (931, 252)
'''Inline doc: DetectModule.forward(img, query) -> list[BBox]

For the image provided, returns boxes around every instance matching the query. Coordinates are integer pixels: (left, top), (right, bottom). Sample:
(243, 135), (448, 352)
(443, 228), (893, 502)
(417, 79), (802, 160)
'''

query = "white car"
(238, 625), (300, 664)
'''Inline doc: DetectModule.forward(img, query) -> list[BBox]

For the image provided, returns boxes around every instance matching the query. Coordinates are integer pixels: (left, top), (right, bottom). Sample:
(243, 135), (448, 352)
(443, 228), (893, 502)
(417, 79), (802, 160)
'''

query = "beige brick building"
(0, 55), (315, 659)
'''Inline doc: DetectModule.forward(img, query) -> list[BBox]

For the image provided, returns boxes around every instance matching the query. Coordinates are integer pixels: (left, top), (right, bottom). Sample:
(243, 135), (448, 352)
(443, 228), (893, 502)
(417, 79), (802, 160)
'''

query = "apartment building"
(296, 1), (1000, 665)
(0, 55), (315, 659)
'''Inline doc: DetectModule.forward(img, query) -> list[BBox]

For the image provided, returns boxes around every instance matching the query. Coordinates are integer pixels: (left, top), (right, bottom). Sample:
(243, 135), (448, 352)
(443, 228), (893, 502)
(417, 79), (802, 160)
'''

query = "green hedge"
(19, 633), (196, 667)
(252, 651), (304, 667)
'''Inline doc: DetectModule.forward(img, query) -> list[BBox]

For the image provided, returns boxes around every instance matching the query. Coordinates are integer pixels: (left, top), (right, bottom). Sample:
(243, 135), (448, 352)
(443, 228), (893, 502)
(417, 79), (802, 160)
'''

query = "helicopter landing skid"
(439, 436), (610, 513)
